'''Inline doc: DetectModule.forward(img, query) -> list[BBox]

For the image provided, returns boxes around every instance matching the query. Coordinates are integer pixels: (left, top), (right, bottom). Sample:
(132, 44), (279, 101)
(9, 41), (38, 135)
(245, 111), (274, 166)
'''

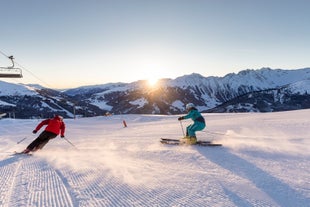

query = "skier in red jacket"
(22, 115), (66, 154)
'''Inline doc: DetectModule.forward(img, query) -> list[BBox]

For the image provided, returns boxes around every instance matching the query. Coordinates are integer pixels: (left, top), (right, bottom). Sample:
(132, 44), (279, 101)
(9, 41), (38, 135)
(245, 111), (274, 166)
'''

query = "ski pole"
(17, 137), (27, 144)
(63, 137), (78, 149)
(179, 120), (185, 137)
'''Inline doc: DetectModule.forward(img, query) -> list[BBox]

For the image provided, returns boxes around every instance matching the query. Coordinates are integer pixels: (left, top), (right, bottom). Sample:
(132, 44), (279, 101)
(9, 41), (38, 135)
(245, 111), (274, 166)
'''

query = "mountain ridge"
(1, 67), (310, 118)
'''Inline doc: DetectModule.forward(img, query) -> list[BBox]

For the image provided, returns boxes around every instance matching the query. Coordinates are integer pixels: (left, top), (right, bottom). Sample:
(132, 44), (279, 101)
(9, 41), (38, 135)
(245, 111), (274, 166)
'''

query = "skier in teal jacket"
(178, 103), (205, 144)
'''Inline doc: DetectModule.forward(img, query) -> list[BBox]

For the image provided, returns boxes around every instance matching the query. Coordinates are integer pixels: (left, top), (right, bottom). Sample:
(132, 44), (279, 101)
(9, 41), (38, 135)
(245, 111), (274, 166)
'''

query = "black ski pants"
(27, 131), (57, 151)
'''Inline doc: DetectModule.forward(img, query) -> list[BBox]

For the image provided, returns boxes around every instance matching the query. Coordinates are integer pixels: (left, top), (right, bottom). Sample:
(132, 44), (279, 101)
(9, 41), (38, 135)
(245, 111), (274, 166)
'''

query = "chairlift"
(0, 56), (23, 78)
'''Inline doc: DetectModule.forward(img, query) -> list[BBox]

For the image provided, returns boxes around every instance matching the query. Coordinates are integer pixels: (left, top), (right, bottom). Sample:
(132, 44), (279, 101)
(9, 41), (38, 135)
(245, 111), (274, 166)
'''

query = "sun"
(147, 77), (158, 87)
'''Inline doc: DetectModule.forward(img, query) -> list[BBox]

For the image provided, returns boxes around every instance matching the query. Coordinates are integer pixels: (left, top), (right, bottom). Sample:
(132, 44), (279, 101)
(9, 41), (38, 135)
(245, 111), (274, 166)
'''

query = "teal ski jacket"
(183, 108), (205, 124)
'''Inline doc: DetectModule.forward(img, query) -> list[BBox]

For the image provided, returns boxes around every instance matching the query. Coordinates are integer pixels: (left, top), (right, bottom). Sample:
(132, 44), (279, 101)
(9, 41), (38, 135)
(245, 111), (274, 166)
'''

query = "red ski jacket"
(34, 116), (65, 136)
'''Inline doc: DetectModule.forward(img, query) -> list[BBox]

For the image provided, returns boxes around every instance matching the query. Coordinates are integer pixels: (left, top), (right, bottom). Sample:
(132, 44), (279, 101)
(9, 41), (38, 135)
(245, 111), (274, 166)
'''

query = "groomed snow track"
(0, 111), (309, 207)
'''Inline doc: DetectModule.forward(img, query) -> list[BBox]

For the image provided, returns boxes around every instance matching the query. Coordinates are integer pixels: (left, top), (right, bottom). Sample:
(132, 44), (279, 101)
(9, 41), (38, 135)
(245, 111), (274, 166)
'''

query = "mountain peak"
(1, 68), (310, 118)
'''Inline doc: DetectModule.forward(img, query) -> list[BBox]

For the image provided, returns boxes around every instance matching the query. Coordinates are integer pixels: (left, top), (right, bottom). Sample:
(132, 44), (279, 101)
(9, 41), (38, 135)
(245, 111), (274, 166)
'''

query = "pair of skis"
(160, 138), (222, 146)
(11, 151), (33, 156)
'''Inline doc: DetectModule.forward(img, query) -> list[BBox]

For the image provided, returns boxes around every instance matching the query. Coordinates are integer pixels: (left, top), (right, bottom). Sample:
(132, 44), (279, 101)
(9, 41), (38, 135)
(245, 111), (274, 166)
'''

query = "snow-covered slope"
(0, 81), (78, 118)
(0, 110), (309, 206)
(63, 82), (129, 96)
(286, 79), (310, 94)
(0, 81), (38, 96)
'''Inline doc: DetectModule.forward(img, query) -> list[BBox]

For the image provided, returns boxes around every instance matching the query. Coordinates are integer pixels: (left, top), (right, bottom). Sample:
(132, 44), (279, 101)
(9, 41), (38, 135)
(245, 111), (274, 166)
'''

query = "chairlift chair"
(0, 56), (23, 78)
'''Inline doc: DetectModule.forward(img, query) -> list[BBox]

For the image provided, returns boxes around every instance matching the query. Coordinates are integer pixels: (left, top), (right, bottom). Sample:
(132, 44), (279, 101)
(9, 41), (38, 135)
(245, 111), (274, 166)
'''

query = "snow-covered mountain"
(0, 81), (38, 96)
(63, 68), (310, 114)
(1, 68), (310, 118)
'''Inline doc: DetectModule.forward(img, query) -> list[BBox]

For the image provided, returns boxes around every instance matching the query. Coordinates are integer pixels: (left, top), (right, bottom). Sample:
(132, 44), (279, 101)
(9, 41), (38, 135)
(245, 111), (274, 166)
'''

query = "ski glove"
(32, 130), (37, 134)
(178, 116), (184, 121)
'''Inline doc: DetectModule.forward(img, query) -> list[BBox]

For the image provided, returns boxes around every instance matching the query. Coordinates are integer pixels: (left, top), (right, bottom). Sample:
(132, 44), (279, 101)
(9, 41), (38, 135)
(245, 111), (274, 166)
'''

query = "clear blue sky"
(1, 0), (310, 89)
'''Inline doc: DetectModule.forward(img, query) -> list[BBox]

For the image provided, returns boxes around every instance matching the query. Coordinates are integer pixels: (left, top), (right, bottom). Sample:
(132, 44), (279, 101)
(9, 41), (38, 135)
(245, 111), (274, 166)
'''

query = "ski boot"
(180, 136), (197, 145)
(180, 136), (190, 144)
(189, 136), (197, 145)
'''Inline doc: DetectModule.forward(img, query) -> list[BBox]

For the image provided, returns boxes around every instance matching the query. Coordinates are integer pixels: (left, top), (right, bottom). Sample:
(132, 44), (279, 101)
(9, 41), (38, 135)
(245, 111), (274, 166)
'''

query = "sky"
(1, 0), (310, 89)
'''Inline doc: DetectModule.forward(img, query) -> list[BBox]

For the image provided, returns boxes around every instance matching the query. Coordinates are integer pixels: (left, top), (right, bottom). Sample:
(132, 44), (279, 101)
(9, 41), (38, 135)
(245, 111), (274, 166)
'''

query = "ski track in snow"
(0, 110), (309, 207)
(0, 155), (74, 207)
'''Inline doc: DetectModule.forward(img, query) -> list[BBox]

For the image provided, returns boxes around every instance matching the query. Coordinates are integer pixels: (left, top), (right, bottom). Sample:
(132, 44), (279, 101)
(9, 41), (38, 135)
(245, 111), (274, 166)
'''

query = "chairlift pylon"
(0, 55), (23, 78)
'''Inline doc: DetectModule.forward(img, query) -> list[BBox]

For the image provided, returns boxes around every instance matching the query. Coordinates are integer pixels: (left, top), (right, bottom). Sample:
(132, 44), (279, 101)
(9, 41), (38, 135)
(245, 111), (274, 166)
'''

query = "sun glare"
(147, 78), (158, 87)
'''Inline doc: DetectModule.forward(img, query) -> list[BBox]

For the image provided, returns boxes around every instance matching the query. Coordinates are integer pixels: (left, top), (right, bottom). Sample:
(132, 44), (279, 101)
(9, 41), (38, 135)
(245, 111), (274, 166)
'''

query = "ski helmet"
(186, 103), (195, 110)
(54, 114), (63, 120)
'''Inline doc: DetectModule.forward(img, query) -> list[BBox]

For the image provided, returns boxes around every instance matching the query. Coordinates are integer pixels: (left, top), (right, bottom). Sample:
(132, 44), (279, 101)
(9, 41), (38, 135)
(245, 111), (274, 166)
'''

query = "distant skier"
(22, 115), (66, 154)
(178, 103), (205, 144)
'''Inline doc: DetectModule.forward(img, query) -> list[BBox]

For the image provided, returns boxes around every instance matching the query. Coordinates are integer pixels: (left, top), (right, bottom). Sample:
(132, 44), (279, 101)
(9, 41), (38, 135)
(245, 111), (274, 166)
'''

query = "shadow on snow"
(197, 147), (308, 207)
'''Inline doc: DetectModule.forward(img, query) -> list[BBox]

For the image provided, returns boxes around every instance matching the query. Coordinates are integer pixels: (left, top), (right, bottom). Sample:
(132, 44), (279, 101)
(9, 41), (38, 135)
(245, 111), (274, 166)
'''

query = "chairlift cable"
(0, 50), (10, 58)
(0, 49), (52, 88)
(14, 60), (52, 88)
